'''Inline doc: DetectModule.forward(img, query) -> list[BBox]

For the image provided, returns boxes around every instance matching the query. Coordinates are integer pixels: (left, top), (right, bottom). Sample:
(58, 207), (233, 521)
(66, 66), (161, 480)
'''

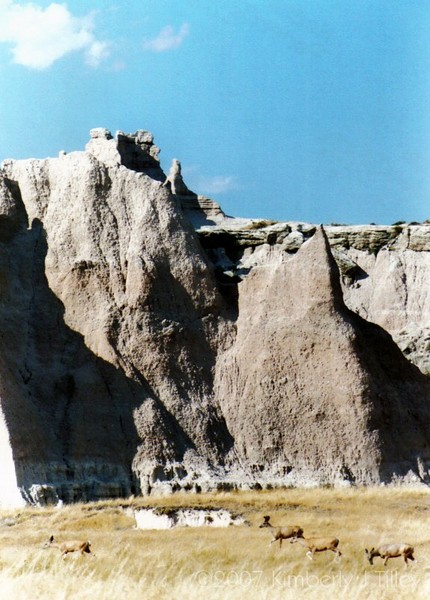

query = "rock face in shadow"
(0, 129), (429, 504)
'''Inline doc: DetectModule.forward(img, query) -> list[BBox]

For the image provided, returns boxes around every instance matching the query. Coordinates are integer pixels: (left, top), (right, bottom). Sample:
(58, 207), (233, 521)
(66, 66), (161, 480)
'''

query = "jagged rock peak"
(291, 226), (345, 311)
(86, 127), (163, 179)
(162, 158), (194, 197)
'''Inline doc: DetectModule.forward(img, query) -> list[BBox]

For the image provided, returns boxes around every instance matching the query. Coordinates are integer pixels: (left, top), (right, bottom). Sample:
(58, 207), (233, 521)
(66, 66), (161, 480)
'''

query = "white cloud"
(85, 39), (110, 68)
(183, 167), (239, 195)
(198, 175), (238, 195)
(0, 1), (109, 69)
(143, 23), (190, 52)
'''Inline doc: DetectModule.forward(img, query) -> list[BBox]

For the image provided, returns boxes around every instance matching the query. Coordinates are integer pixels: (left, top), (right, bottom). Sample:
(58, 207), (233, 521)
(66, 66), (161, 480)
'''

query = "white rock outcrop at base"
(129, 508), (245, 529)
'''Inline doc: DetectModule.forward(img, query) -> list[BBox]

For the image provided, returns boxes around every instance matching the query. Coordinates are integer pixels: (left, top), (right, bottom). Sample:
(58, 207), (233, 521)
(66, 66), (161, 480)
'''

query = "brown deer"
(259, 515), (304, 548)
(42, 535), (93, 559)
(290, 535), (342, 561)
(365, 543), (415, 568)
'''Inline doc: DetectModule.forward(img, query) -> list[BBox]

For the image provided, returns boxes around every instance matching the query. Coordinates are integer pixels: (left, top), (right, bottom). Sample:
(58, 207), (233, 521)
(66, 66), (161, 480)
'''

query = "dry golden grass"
(0, 487), (429, 599)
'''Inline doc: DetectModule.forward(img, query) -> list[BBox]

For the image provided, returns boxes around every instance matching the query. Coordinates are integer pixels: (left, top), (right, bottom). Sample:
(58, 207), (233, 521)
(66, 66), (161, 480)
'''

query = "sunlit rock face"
(214, 229), (430, 485)
(0, 129), (429, 505)
(199, 221), (430, 377)
(0, 407), (25, 507)
(0, 130), (233, 504)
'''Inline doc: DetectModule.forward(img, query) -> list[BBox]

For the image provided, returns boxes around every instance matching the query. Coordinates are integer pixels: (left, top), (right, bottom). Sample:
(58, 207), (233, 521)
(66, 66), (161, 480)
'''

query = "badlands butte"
(0, 127), (429, 506)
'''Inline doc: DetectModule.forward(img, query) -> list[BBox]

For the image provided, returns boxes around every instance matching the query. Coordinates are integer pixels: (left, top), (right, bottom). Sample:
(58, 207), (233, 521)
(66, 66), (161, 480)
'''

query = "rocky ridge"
(0, 129), (429, 505)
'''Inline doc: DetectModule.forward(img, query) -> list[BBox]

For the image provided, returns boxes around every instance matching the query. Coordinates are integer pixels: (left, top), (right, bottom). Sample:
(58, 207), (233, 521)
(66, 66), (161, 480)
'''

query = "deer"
(365, 543), (415, 568)
(42, 535), (93, 559)
(290, 534), (342, 561)
(259, 515), (304, 548)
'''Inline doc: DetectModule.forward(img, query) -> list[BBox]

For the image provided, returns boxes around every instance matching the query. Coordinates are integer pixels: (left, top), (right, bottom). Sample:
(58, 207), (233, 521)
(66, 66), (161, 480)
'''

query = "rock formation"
(214, 228), (430, 485)
(199, 220), (430, 376)
(0, 129), (429, 505)
(162, 159), (192, 196)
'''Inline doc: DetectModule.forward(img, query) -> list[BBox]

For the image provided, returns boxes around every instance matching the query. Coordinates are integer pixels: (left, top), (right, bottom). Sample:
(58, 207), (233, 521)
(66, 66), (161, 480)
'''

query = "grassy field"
(0, 487), (429, 599)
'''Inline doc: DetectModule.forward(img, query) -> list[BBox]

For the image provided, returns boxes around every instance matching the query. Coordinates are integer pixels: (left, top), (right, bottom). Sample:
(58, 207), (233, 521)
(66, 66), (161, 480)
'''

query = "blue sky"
(1, 0), (430, 225)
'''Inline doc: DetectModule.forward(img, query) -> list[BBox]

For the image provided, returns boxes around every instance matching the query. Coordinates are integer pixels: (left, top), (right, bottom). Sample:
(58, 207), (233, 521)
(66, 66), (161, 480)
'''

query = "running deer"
(42, 535), (93, 559)
(365, 543), (415, 567)
(290, 535), (342, 561)
(259, 515), (304, 548)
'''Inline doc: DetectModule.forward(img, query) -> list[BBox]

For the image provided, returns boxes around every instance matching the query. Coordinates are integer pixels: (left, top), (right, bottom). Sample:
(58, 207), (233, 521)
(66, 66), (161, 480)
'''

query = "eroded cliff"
(0, 129), (429, 505)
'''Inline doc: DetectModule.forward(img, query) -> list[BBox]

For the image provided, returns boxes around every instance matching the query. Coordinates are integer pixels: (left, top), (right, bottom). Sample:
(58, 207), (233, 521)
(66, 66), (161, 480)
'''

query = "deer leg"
(306, 550), (313, 561)
(331, 548), (342, 562)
